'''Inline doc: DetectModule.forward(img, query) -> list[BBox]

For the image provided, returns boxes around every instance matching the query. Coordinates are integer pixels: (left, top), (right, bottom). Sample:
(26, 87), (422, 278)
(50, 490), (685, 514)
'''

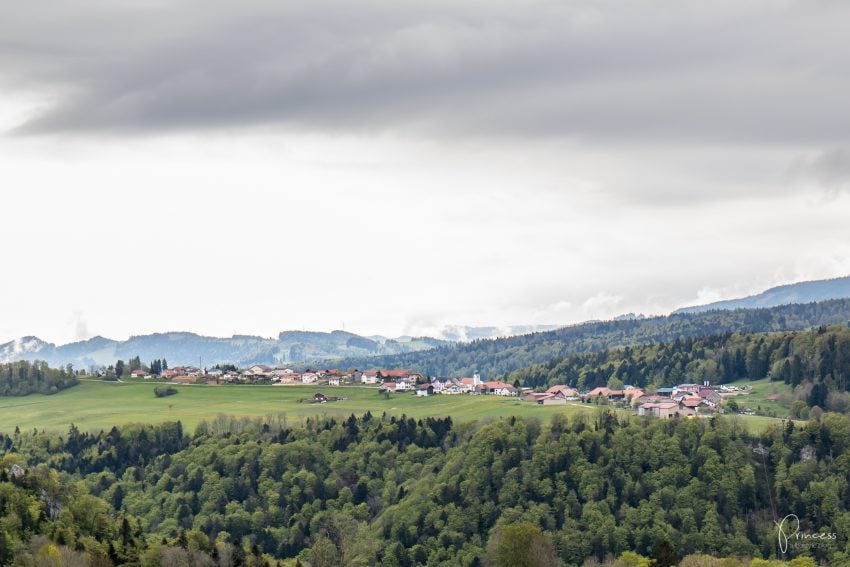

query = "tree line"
(2, 411), (850, 565)
(323, 298), (850, 379)
(0, 360), (78, 396)
(504, 325), (850, 411)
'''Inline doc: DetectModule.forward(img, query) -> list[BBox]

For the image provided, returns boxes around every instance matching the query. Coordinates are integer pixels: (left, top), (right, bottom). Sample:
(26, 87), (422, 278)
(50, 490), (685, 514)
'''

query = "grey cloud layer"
(2, 0), (849, 143)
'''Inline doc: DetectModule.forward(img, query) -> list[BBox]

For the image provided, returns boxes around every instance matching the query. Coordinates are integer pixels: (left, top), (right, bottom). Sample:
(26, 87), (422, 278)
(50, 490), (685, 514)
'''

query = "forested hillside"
(327, 299), (850, 378)
(505, 325), (850, 408)
(0, 360), (78, 396)
(2, 413), (850, 565)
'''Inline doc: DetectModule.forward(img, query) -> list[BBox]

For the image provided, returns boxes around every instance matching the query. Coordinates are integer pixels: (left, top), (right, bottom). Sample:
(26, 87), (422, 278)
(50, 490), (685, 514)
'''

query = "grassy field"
(721, 377), (795, 417)
(0, 380), (790, 435)
(0, 380), (602, 434)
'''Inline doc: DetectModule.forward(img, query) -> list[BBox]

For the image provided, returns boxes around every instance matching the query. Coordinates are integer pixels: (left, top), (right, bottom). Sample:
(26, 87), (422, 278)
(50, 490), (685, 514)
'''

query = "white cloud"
(1, 1), (850, 344)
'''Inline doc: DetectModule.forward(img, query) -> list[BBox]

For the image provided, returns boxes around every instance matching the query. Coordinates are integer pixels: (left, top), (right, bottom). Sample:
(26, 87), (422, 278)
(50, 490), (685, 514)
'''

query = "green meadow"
(721, 376), (796, 417)
(0, 379), (788, 435)
(0, 380), (598, 434)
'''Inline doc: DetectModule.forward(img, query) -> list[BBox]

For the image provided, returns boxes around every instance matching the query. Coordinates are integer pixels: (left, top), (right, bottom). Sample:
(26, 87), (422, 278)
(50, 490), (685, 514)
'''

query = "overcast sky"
(2, 0), (850, 345)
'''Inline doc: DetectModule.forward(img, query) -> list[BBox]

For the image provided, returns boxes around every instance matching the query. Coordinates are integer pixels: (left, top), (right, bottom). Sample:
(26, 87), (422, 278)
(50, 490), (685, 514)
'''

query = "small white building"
(416, 384), (435, 397)
(361, 371), (380, 384)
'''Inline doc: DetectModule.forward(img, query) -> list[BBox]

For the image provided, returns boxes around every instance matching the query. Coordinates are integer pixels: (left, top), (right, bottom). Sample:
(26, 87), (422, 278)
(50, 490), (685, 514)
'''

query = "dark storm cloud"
(2, 0), (850, 143)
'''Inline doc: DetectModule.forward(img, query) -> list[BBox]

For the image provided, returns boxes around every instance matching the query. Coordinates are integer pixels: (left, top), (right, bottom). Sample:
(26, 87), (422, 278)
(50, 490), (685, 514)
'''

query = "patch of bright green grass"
(721, 377), (795, 418)
(0, 381), (601, 434)
(0, 380), (789, 435)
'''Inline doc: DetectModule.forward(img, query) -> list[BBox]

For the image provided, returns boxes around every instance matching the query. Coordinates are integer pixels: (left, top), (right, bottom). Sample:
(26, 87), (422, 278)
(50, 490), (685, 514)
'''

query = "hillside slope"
(676, 275), (850, 314)
(324, 297), (850, 377)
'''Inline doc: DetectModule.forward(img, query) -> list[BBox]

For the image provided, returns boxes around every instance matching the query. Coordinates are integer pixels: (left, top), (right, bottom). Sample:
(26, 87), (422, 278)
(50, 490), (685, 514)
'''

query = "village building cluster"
(521, 380), (743, 418)
(133, 363), (744, 416)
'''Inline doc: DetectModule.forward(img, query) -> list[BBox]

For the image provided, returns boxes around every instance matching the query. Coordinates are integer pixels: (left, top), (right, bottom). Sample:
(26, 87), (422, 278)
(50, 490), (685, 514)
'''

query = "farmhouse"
(638, 402), (679, 418)
(700, 390), (723, 407)
(434, 377), (463, 394)
(247, 364), (273, 376)
(680, 396), (704, 411)
(546, 385), (579, 400)
(379, 369), (422, 383)
(416, 384), (435, 397)
(482, 381), (517, 396)
(638, 400), (698, 418)
(624, 386), (645, 401)
(361, 371), (380, 384)
(585, 387), (626, 401)
(524, 392), (566, 405)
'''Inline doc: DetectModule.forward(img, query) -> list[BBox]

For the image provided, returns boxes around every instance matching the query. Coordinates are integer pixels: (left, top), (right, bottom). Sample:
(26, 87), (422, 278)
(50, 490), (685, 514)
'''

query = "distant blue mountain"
(675, 275), (850, 314)
(0, 330), (447, 369)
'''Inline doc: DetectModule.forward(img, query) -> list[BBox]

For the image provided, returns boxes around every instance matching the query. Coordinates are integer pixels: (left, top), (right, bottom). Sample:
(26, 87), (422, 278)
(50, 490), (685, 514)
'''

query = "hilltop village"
(132, 364), (749, 418)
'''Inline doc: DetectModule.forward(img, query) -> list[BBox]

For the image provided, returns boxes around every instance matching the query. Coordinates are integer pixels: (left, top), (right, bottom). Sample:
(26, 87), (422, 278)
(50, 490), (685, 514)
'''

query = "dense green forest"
(0, 360), (78, 396)
(505, 325), (850, 407)
(325, 299), (850, 379)
(2, 412), (850, 565)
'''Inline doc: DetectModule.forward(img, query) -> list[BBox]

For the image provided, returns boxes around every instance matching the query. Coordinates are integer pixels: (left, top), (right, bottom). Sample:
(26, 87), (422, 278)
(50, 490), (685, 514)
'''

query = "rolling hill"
(0, 330), (447, 369)
(675, 274), (850, 314)
(321, 297), (850, 378)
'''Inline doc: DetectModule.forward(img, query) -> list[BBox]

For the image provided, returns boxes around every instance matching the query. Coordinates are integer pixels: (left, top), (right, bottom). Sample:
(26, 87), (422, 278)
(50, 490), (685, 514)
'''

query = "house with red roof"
(546, 385), (579, 399)
(584, 387), (626, 401)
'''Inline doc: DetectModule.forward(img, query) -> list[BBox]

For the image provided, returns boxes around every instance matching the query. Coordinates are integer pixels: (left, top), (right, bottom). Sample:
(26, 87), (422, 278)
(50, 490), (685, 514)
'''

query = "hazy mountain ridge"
(0, 325), (569, 369)
(0, 330), (449, 369)
(675, 275), (850, 314)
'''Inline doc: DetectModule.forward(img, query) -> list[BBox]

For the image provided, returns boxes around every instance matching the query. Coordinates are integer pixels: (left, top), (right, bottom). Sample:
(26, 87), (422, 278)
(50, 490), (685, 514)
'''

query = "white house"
(416, 384), (435, 397)
(484, 381), (517, 396)
(361, 371), (380, 384)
